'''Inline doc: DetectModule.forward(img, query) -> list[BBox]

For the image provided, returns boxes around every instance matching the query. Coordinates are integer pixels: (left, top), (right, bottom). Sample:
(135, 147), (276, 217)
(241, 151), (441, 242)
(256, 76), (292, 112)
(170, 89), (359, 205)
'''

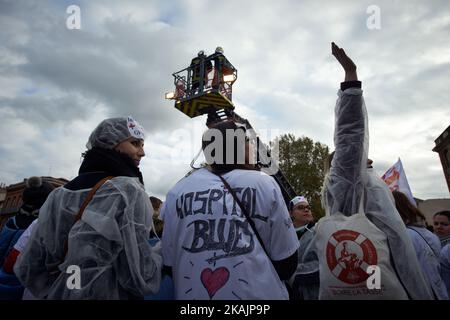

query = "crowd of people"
(0, 43), (449, 300)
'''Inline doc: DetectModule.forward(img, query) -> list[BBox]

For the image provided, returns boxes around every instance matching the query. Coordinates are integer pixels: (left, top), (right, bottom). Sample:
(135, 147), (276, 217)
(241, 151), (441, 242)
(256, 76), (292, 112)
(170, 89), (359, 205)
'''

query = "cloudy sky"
(0, 0), (449, 200)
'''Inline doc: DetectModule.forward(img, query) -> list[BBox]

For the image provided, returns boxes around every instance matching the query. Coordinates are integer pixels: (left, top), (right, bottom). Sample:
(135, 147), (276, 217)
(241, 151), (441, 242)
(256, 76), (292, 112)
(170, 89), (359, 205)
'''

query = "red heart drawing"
(200, 267), (230, 299)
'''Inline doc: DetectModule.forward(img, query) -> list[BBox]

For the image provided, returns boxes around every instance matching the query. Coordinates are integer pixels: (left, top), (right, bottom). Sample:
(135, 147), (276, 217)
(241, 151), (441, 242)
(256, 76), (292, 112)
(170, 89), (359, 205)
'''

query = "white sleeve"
(115, 186), (163, 296)
(266, 179), (299, 261)
(325, 88), (367, 216)
(161, 194), (174, 267)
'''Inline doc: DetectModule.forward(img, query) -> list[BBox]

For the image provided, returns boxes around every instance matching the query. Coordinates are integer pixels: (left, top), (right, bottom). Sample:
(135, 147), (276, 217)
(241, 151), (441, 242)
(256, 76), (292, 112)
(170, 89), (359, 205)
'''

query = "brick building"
(0, 177), (68, 229)
(433, 125), (450, 192)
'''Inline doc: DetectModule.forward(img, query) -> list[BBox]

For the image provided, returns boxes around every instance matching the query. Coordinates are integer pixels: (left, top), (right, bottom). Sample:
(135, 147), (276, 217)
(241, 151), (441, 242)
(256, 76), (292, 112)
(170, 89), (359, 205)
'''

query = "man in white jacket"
(161, 120), (299, 300)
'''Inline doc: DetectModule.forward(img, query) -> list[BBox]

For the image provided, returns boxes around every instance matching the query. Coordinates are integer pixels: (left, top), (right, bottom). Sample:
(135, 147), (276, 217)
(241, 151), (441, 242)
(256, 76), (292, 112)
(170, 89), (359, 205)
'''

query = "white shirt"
(161, 168), (299, 300)
(14, 219), (38, 252)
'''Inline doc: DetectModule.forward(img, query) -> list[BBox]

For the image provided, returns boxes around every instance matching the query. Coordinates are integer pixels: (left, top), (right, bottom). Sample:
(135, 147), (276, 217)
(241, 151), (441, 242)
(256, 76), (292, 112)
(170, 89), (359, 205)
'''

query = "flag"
(381, 158), (416, 206)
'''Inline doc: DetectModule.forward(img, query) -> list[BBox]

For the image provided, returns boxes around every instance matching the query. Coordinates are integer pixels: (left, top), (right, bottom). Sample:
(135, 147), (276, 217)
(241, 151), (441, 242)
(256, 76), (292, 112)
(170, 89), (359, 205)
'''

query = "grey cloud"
(0, 94), (93, 125)
(0, 0), (448, 199)
(1, 0), (196, 133)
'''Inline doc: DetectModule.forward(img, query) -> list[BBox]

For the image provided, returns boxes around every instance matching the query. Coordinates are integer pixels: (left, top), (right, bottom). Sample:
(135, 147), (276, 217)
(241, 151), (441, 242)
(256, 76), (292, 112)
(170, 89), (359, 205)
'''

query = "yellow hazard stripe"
(174, 92), (234, 118)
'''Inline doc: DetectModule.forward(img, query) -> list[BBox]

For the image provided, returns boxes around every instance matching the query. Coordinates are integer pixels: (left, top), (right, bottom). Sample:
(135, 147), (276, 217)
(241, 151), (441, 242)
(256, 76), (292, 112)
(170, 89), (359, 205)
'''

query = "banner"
(381, 158), (416, 206)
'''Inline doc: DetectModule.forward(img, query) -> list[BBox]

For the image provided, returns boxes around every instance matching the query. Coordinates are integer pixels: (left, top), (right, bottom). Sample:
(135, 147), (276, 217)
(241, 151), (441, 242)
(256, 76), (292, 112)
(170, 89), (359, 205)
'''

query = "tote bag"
(315, 212), (408, 300)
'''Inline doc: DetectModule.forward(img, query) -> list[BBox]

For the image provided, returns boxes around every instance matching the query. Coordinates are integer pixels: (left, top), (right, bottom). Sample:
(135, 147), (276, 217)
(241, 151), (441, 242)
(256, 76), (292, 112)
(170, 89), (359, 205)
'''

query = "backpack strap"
(74, 176), (114, 223)
(212, 171), (275, 268)
(11, 216), (19, 229)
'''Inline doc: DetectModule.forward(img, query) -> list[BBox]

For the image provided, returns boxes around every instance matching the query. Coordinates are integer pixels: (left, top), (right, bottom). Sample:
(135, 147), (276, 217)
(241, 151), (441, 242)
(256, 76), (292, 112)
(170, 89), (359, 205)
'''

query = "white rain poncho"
(321, 88), (433, 299)
(14, 176), (162, 299)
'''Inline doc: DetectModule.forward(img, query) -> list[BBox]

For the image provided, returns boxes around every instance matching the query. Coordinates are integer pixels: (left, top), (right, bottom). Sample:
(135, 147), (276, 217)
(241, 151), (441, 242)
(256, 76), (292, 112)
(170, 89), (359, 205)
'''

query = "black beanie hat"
(22, 176), (55, 209)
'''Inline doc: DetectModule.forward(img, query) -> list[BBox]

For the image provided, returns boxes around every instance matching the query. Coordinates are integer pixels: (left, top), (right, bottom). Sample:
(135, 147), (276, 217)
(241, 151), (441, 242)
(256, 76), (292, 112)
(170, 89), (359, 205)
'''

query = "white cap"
(86, 116), (145, 150)
(289, 195), (308, 210)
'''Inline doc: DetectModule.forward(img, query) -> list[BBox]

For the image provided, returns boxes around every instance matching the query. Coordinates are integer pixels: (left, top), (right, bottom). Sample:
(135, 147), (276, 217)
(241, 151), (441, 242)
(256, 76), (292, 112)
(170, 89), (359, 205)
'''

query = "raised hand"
(331, 42), (358, 82)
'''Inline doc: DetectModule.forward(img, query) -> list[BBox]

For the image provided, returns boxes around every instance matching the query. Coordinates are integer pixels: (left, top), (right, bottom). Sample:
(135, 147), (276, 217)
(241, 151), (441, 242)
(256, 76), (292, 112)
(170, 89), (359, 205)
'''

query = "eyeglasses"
(295, 205), (310, 211)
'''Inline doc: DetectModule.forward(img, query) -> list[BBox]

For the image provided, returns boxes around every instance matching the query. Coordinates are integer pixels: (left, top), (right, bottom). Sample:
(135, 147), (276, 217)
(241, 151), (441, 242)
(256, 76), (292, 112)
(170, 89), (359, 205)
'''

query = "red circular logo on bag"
(326, 230), (378, 284)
